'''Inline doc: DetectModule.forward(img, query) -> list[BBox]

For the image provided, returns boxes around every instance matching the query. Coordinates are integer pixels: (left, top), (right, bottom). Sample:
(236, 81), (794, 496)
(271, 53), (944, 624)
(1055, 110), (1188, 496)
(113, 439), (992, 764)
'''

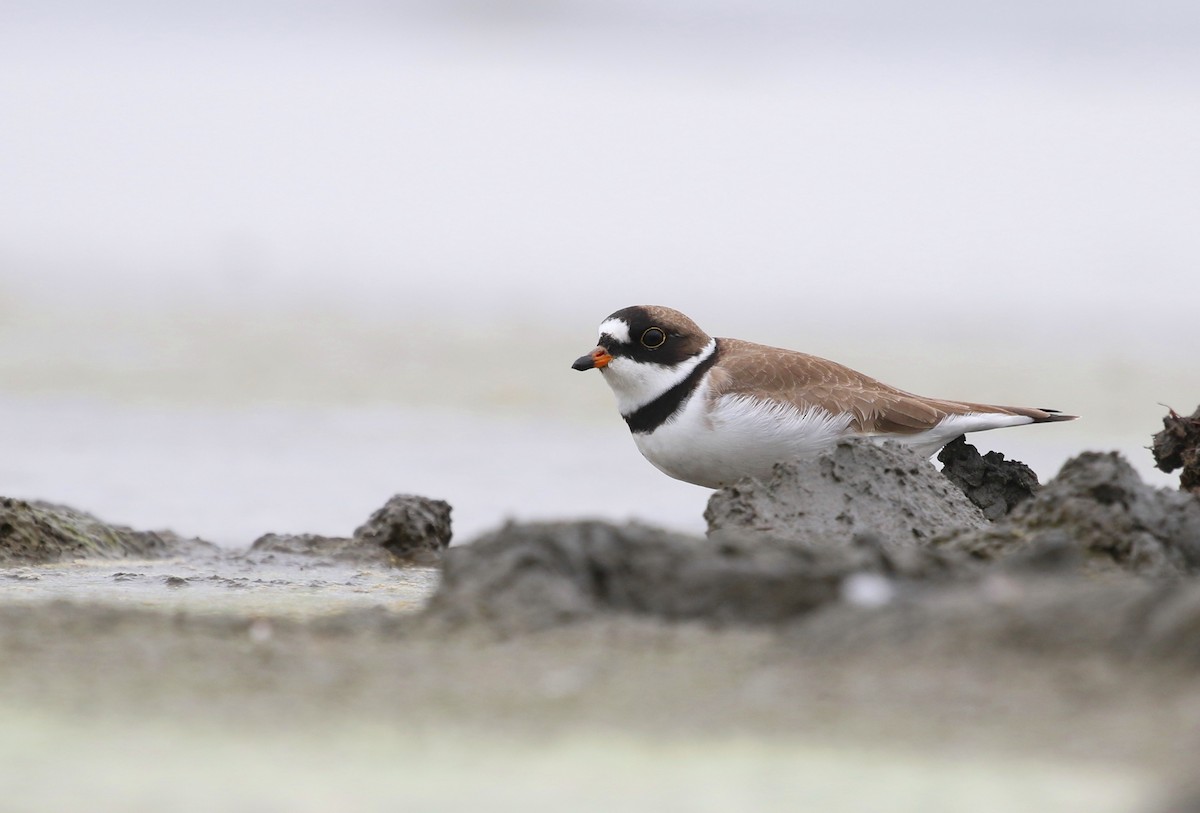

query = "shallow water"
(0, 393), (716, 546)
(0, 388), (1181, 549)
(1, 555), (439, 618)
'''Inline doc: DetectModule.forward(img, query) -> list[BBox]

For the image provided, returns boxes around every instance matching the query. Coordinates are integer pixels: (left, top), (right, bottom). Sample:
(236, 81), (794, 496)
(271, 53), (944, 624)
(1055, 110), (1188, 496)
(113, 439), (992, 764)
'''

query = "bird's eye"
(641, 327), (667, 349)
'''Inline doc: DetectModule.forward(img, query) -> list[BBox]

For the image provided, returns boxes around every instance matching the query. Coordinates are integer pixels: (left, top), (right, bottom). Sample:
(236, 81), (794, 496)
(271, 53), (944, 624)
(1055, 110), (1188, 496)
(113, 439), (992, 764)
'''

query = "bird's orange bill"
(572, 347), (612, 371)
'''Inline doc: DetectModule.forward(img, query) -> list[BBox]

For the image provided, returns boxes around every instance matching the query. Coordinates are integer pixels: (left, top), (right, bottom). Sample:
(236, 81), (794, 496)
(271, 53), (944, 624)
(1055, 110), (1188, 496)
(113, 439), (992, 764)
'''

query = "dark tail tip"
(1035, 408), (1078, 423)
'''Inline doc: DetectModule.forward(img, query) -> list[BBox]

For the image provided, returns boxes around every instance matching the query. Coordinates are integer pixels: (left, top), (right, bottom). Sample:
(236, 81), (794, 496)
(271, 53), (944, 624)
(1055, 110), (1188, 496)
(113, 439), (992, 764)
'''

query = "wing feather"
(709, 338), (1072, 435)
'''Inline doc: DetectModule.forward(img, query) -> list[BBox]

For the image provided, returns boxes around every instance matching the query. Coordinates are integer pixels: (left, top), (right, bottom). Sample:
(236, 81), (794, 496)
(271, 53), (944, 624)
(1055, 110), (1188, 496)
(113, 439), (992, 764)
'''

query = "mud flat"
(3, 435), (1200, 812)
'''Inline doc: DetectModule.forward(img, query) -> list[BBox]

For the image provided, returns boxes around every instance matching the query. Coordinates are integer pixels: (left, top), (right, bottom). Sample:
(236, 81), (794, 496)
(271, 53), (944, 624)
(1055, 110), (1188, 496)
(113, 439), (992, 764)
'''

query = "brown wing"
(708, 338), (1072, 434)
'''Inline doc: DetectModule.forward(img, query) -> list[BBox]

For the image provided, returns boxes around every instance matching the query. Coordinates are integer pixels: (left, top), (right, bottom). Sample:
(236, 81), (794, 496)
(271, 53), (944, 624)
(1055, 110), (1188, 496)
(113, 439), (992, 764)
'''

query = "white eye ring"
(641, 327), (666, 349)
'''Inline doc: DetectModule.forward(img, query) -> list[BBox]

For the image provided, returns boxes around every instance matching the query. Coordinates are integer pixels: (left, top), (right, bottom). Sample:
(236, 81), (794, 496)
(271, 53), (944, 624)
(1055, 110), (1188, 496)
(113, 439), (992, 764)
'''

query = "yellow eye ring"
(641, 327), (667, 349)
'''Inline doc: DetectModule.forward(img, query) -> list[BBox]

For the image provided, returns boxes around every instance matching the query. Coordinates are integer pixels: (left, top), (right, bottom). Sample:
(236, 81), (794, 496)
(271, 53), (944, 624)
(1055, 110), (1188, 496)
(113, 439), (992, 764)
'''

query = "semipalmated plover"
(572, 305), (1076, 488)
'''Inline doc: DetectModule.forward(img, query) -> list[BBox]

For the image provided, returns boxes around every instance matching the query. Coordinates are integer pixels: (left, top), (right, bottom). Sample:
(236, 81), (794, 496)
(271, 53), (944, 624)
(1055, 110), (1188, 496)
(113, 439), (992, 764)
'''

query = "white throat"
(601, 338), (717, 416)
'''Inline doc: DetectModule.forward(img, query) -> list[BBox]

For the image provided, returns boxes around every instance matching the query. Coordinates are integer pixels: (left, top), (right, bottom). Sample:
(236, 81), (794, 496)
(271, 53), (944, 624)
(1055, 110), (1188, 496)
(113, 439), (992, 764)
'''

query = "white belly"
(631, 385), (856, 488)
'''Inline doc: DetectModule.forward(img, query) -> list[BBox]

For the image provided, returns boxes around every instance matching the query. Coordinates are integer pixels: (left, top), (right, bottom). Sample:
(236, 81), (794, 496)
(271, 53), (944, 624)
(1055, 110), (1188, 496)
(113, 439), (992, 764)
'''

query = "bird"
(572, 305), (1076, 488)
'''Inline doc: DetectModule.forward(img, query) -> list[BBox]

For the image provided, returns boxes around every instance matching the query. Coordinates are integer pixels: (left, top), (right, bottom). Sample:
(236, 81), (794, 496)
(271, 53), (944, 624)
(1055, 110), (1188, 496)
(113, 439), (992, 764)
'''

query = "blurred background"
(1, 0), (1197, 545)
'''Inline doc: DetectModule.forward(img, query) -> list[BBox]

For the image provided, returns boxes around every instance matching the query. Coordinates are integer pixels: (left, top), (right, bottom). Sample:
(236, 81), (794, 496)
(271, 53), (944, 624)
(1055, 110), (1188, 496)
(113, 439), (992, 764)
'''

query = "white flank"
(596, 317), (631, 345)
(880, 412), (1035, 457)
(632, 386), (855, 488)
(601, 338), (717, 415)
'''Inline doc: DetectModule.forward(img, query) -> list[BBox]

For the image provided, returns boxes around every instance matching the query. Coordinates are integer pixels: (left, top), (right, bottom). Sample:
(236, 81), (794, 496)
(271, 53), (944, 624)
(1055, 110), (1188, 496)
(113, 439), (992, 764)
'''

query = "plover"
(572, 305), (1076, 488)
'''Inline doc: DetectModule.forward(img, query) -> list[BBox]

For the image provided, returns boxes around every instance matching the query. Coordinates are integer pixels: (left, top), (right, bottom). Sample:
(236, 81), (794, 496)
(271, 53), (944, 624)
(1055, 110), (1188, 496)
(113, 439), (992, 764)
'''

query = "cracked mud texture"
(940, 451), (1200, 576)
(0, 497), (215, 565)
(704, 439), (987, 548)
(937, 435), (1041, 520)
(353, 493), (452, 564)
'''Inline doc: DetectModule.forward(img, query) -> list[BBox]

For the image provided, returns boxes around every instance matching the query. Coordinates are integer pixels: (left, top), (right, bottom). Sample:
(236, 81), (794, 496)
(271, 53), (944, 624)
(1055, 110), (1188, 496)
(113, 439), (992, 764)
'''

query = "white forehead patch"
(597, 317), (631, 345)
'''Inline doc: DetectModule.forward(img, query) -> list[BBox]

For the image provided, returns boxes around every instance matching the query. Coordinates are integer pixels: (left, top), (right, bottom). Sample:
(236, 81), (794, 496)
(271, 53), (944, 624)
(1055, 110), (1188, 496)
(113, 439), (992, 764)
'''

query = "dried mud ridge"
(0, 493), (451, 567)
(249, 494), (451, 566)
(429, 436), (1200, 646)
(0, 497), (218, 565)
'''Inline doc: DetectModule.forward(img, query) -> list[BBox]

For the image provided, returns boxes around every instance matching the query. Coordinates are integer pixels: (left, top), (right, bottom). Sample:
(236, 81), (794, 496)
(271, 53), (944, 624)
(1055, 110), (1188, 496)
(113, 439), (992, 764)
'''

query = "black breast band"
(623, 341), (722, 435)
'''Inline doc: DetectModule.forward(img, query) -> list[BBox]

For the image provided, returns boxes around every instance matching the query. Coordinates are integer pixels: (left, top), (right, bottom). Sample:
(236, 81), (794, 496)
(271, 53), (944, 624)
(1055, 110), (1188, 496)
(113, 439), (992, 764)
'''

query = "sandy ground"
(2, 549), (1198, 813)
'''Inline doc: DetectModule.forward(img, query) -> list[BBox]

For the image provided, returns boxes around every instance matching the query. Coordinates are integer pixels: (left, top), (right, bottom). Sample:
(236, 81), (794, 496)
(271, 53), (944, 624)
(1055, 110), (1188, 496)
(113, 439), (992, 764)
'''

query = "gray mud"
(940, 451), (1200, 576)
(426, 440), (1200, 660)
(352, 493), (452, 563)
(705, 439), (987, 547)
(428, 517), (962, 633)
(5, 439), (1200, 810)
(247, 494), (452, 567)
(938, 435), (1041, 519)
(0, 497), (215, 565)
(430, 521), (843, 631)
(2, 494), (446, 617)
